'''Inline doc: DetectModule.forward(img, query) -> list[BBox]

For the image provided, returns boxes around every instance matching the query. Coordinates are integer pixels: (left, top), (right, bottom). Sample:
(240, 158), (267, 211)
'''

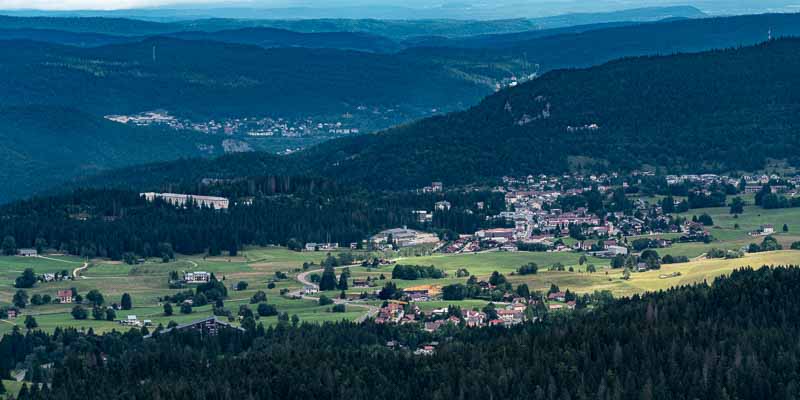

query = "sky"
(0, 0), (796, 13)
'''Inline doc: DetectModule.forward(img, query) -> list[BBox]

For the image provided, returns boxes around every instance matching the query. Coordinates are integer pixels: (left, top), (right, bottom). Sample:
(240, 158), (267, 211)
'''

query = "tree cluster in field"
(391, 264), (445, 280)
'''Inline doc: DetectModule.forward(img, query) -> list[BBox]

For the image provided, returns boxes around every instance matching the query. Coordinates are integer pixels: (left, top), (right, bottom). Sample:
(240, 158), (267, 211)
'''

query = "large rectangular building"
(141, 192), (229, 210)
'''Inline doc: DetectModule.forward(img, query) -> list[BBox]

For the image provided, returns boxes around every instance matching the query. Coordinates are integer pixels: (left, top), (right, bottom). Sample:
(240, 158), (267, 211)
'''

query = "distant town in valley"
(2, 3), (800, 400)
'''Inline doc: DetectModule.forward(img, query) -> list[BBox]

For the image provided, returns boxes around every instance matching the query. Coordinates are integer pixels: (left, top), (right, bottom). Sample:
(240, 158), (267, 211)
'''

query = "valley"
(2, 5), (800, 400)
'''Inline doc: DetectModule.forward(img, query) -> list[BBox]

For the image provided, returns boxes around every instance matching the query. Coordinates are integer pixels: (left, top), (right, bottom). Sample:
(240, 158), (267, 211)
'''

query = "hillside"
(75, 38), (800, 191)
(0, 37), (487, 120)
(0, 27), (401, 52)
(0, 106), (223, 203)
(166, 27), (401, 52)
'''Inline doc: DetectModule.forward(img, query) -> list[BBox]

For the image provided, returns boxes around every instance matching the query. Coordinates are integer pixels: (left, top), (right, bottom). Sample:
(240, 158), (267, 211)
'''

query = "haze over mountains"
(1, 7), (800, 202)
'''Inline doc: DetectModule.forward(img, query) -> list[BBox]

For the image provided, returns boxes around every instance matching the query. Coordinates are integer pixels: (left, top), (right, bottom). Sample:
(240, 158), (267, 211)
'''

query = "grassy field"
(2, 379), (23, 399)
(3, 234), (800, 336)
(0, 248), (365, 336)
(334, 249), (800, 310)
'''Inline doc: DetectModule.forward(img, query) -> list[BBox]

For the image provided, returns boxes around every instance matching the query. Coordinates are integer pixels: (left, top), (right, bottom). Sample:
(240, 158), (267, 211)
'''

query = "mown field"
(0, 247), (364, 336)
(4, 219), (800, 336)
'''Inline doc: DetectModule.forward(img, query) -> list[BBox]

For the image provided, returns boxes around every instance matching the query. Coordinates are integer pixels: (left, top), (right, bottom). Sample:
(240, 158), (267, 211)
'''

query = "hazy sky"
(0, 0), (796, 13)
(0, 0), (229, 10)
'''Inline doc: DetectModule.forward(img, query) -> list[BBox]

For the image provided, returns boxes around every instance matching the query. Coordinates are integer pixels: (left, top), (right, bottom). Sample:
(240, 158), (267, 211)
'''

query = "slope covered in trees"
(78, 38), (800, 191)
(0, 179), (505, 258)
(0, 106), (222, 203)
(8, 265), (800, 400)
(0, 38), (487, 120)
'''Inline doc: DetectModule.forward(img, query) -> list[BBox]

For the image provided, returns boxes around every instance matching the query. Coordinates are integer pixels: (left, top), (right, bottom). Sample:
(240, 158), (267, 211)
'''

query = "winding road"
(293, 264), (379, 323)
(72, 262), (90, 279)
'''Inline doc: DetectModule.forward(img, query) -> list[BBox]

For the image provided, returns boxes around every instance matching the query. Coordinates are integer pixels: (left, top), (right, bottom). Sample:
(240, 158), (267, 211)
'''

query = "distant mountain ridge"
(0, 6), (706, 39)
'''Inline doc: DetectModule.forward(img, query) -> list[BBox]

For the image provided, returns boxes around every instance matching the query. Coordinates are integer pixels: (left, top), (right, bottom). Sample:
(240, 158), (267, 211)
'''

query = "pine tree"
(121, 293), (132, 310)
(319, 264), (337, 291)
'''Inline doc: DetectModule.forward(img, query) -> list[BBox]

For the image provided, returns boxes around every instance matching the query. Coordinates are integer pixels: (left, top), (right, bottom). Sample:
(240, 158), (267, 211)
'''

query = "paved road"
(293, 264), (379, 323)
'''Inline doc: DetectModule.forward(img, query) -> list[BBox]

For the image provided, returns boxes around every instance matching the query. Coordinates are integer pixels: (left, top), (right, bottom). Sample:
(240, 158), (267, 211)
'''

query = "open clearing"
(2, 239), (799, 335)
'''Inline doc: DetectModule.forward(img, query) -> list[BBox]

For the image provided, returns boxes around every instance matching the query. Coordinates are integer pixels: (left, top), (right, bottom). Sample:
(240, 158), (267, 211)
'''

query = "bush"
(331, 304), (346, 313)
(517, 263), (538, 275)
(257, 303), (278, 317)
(14, 268), (37, 289)
(318, 295), (334, 306)
(250, 291), (267, 304)
(71, 305), (88, 320)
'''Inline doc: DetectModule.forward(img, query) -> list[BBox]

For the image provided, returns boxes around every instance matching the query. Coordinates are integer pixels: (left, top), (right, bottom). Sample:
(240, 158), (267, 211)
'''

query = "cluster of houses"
(106, 110), (363, 139)
(304, 242), (340, 252)
(119, 315), (152, 327)
(39, 271), (73, 284)
(373, 297), (532, 331)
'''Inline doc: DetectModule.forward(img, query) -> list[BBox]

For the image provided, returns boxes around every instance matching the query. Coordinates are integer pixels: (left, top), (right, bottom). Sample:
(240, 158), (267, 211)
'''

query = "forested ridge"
(0, 178), (505, 258)
(0, 37), (486, 120)
(0, 106), (222, 203)
(6, 266), (800, 399)
(79, 38), (800, 191)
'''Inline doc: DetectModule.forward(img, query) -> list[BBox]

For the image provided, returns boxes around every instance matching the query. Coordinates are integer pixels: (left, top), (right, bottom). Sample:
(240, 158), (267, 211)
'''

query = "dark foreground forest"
(5, 265), (800, 400)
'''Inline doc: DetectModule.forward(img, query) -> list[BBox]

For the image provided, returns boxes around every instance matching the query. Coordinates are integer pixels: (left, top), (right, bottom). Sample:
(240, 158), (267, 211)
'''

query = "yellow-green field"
(3, 237), (800, 336)
(2, 379), (23, 399)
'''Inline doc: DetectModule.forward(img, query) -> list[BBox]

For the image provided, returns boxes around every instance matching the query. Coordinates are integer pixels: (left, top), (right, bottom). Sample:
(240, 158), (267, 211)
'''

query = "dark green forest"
(78, 38), (800, 191)
(5, 266), (800, 399)
(0, 38), (487, 120)
(0, 106), (222, 203)
(0, 177), (505, 258)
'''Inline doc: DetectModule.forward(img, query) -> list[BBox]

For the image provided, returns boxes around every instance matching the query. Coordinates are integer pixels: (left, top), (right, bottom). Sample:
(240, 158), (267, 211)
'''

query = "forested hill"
(77, 38), (800, 191)
(9, 265), (800, 400)
(304, 38), (800, 188)
(0, 37), (487, 119)
(0, 106), (223, 202)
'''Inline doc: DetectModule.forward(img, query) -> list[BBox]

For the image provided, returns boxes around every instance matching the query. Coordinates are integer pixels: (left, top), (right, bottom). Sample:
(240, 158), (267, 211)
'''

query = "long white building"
(141, 192), (229, 210)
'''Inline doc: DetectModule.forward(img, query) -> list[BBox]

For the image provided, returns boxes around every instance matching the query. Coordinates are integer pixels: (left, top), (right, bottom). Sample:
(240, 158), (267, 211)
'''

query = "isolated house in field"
(18, 249), (38, 257)
(352, 279), (369, 288)
(57, 289), (74, 304)
(184, 271), (211, 283)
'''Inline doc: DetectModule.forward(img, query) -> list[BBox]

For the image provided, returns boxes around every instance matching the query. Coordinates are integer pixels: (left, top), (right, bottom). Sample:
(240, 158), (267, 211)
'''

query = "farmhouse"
(352, 279), (369, 288)
(141, 192), (229, 210)
(18, 248), (38, 257)
(184, 271), (212, 283)
(57, 289), (74, 303)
